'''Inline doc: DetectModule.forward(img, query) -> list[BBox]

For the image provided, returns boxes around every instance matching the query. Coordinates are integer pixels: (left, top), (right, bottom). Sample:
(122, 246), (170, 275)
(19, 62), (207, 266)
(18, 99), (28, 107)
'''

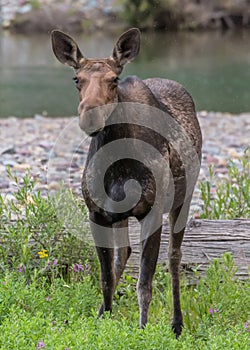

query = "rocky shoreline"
(2, 1), (250, 33)
(0, 111), (249, 216)
(1, 0), (121, 34)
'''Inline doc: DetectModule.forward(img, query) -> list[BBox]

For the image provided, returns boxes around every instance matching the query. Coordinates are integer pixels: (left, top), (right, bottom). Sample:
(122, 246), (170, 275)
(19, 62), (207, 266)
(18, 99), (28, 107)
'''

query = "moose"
(51, 28), (202, 338)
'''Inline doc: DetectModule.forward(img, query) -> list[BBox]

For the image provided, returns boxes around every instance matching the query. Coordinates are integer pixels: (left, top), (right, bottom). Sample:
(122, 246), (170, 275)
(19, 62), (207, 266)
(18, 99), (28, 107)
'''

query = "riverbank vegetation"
(2, 0), (250, 33)
(122, 0), (250, 31)
(1, 152), (249, 280)
(200, 148), (250, 219)
(0, 154), (249, 348)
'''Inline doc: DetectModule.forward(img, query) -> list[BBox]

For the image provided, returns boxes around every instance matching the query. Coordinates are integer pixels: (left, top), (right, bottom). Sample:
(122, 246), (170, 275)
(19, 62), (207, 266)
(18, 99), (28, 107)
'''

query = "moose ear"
(112, 28), (140, 67)
(51, 30), (84, 69)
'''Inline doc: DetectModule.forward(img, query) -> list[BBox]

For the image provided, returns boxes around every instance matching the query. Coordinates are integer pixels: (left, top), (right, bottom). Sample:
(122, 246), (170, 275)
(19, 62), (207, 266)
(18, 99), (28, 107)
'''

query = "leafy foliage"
(120, 0), (250, 30)
(200, 149), (250, 219)
(0, 253), (249, 349)
(0, 157), (249, 348)
(121, 0), (181, 30)
(0, 169), (97, 283)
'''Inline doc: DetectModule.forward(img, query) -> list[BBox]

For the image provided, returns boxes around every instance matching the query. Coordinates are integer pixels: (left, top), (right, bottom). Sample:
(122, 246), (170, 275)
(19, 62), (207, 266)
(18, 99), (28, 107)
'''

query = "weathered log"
(126, 218), (250, 280)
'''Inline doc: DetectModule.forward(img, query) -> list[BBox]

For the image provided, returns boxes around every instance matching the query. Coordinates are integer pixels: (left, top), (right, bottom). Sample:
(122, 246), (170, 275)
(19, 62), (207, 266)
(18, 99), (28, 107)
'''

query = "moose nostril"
(78, 104), (99, 115)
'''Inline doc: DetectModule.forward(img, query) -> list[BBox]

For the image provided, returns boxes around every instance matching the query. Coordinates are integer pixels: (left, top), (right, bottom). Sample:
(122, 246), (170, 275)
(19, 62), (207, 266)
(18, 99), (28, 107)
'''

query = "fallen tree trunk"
(127, 218), (250, 280)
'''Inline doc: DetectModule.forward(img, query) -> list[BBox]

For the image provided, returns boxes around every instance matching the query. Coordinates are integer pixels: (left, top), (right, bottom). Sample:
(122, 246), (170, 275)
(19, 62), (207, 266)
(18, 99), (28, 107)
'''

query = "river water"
(0, 29), (250, 117)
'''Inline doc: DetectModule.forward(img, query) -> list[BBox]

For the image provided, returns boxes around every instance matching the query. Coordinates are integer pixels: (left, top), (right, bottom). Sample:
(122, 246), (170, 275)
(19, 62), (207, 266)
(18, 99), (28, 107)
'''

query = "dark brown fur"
(51, 28), (202, 338)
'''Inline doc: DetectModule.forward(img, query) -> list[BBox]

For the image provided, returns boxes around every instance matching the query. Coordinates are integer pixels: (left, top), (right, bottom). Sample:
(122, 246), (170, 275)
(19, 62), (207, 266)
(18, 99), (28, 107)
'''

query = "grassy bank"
(0, 154), (249, 349)
(0, 254), (249, 349)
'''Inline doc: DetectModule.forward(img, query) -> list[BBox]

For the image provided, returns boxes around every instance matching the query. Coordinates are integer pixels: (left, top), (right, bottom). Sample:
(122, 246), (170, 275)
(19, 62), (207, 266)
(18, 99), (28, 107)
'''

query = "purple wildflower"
(244, 322), (250, 332)
(46, 296), (51, 301)
(53, 259), (58, 267)
(85, 263), (91, 271)
(36, 341), (46, 348)
(65, 348), (70, 350)
(209, 308), (220, 315)
(209, 308), (214, 315)
(17, 265), (26, 273)
(73, 263), (84, 272)
(78, 264), (84, 271)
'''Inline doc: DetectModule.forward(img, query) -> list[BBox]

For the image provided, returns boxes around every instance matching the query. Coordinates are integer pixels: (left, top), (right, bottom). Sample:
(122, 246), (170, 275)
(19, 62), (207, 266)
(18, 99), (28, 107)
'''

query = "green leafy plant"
(120, 0), (250, 30)
(121, 0), (181, 30)
(0, 169), (97, 283)
(0, 253), (249, 349)
(200, 149), (250, 219)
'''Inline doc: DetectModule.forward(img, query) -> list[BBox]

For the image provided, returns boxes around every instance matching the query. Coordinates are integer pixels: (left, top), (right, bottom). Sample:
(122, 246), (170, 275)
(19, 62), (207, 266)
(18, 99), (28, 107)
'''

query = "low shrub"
(199, 149), (250, 219)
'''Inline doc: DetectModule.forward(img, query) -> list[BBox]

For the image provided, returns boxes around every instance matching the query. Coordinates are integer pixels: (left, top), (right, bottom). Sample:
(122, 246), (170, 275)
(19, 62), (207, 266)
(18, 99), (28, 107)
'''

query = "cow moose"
(51, 28), (202, 338)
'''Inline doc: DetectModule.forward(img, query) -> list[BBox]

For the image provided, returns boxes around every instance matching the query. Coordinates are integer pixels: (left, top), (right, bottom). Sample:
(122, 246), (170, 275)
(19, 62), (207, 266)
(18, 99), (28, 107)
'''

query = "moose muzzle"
(78, 102), (117, 136)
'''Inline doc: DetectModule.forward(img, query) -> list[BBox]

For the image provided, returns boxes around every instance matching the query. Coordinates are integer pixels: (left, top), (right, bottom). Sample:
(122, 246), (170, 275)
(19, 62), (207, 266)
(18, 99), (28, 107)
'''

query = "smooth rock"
(0, 181), (9, 189)
(2, 160), (18, 167)
(1, 146), (16, 155)
(13, 163), (31, 171)
(48, 181), (61, 191)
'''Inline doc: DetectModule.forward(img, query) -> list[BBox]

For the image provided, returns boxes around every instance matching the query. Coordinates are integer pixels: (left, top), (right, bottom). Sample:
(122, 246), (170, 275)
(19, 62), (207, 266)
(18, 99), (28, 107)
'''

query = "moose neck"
(118, 76), (162, 108)
(88, 75), (171, 158)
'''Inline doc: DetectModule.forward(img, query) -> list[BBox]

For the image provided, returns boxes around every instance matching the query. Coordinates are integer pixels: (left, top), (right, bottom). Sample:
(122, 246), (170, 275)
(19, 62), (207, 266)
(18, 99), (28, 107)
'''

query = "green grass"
(0, 158), (249, 349)
(0, 254), (249, 349)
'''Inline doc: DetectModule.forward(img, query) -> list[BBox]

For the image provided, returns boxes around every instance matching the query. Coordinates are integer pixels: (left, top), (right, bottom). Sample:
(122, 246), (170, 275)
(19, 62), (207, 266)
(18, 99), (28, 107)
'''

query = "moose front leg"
(89, 213), (116, 316)
(96, 246), (115, 316)
(90, 216), (131, 316)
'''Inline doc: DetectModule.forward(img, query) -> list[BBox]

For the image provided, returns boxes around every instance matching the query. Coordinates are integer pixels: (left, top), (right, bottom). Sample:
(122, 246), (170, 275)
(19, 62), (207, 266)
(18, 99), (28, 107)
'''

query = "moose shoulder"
(51, 28), (202, 338)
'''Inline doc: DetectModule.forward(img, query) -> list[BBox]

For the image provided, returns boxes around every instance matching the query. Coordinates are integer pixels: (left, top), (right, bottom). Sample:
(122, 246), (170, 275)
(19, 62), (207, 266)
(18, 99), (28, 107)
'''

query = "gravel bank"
(0, 112), (249, 215)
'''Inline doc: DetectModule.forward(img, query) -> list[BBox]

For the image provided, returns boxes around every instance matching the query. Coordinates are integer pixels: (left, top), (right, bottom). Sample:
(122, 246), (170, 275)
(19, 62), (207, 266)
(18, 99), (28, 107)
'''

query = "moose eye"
(109, 77), (119, 85)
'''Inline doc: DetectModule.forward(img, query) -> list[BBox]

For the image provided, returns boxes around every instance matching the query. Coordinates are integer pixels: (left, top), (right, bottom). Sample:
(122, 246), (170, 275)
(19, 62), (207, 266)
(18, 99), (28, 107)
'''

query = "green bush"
(0, 169), (98, 284)
(120, 0), (250, 30)
(121, 0), (181, 30)
(200, 149), (250, 219)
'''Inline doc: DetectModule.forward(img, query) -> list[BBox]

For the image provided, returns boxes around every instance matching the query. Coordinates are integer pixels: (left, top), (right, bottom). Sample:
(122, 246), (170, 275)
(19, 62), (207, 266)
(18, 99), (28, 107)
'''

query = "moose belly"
(82, 159), (159, 223)
(81, 157), (190, 224)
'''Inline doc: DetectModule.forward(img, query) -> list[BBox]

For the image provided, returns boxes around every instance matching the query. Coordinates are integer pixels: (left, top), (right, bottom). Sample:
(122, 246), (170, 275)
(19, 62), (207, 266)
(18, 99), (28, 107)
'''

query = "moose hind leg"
(137, 219), (162, 328)
(169, 201), (190, 338)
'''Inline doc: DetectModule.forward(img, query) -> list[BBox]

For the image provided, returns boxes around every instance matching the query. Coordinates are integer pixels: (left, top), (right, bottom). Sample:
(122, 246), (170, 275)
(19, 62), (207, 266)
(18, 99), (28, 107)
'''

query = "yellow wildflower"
(38, 250), (48, 258)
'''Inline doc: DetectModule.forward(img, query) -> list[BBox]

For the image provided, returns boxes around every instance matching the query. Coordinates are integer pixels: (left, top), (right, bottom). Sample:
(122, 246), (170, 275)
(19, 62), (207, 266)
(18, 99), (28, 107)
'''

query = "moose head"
(51, 28), (140, 135)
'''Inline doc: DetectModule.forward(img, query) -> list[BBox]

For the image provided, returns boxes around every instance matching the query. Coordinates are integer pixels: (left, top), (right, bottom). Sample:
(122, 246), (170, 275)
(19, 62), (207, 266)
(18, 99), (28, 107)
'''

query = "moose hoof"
(98, 302), (112, 318)
(98, 302), (104, 317)
(172, 322), (183, 339)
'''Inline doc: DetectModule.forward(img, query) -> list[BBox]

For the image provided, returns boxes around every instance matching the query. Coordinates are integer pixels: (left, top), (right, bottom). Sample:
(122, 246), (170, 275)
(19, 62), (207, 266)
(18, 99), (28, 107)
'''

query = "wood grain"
(126, 217), (250, 280)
